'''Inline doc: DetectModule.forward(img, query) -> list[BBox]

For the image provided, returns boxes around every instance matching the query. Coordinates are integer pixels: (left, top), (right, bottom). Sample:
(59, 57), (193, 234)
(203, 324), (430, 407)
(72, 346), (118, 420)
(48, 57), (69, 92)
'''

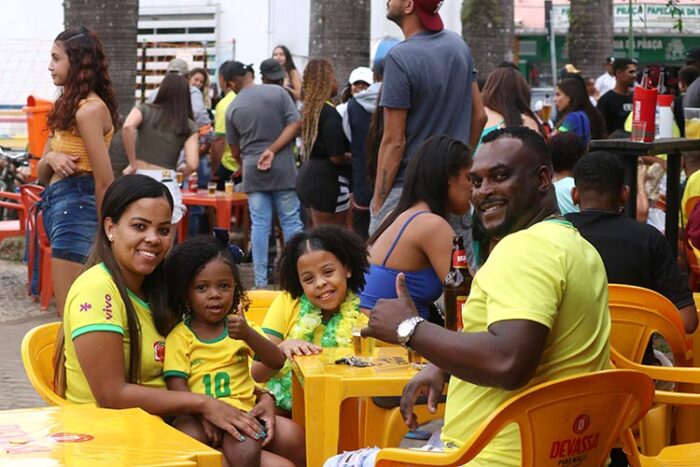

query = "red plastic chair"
(20, 184), (52, 310)
(0, 191), (26, 241)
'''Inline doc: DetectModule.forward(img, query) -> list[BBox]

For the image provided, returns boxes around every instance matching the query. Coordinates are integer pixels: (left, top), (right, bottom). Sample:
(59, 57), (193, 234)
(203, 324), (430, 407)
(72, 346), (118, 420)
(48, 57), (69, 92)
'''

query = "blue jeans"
(41, 175), (97, 263)
(248, 190), (303, 287)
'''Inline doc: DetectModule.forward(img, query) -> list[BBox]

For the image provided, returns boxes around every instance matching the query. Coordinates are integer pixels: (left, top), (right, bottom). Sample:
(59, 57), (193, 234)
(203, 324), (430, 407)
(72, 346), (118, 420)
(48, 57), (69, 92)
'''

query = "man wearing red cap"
(369, 0), (487, 235)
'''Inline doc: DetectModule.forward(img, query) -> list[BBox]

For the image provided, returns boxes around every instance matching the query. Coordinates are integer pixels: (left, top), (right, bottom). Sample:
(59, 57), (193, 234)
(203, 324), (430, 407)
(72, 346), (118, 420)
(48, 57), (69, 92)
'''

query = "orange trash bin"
(22, 96), (53, 179)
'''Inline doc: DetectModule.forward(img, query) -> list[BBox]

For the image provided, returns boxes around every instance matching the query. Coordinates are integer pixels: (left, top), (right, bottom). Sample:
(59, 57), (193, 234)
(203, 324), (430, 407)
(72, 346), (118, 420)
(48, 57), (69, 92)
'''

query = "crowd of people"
(34, 0), (700, 465)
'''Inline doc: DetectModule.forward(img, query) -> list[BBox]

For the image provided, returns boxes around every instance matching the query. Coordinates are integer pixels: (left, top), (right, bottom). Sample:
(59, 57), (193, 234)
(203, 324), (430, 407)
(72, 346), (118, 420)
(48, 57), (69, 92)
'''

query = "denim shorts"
(41, 175), (98, 263)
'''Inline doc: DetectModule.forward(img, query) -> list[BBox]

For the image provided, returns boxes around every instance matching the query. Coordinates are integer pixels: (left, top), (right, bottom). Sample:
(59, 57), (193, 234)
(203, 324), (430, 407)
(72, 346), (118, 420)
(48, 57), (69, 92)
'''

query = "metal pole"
(628, 0), (635, 59)
(545, 0), (558, 87)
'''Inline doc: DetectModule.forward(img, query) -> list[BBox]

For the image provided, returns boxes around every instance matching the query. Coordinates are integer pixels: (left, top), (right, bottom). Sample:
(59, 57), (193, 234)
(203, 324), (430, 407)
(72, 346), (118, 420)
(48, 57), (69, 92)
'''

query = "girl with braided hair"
(296, 59), (353, 227)
(37, 25), (117, 317)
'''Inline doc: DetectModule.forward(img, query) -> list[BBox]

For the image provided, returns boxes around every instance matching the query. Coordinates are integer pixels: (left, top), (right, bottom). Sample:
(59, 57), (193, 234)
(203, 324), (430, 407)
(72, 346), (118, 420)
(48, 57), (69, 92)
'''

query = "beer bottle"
(640, 68), (650, 89)
(443, 235), (472, 332)
(657, 67), (666, 95)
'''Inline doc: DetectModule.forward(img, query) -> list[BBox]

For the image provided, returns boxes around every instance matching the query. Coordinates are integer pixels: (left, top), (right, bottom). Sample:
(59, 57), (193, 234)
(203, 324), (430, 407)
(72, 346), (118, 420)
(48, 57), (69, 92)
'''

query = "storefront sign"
(518, 34), (700, 65)
(552, 3), (700, 34)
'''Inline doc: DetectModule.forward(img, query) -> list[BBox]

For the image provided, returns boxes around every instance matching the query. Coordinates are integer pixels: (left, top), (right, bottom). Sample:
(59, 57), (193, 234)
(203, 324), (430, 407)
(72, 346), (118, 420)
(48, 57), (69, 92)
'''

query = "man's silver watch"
(397, 316), (425, 348)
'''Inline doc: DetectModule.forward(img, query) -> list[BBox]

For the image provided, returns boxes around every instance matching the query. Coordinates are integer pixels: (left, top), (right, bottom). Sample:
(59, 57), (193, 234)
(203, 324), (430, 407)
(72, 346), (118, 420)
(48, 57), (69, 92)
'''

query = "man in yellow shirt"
(359, 127), (610, 466)
(682, 151), (700, 226)
(211, 61), (239, 190)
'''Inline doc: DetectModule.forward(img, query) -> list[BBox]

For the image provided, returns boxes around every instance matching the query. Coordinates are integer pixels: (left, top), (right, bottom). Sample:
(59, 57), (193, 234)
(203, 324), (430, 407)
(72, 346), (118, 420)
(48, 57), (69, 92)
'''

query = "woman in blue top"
(553, 77), (606, 145)
(360, 135), (472, 321)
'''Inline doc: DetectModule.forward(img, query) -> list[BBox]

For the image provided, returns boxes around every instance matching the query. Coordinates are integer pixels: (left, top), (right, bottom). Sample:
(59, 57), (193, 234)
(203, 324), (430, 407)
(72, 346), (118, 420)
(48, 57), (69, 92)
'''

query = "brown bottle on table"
(443, 235), (472, 332)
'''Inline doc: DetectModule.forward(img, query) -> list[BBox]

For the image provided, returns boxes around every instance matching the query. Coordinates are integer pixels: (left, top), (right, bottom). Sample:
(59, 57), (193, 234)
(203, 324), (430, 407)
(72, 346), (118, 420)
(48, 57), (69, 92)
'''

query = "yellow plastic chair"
(245, 290), (281, 327)
(612, 350), (700, 465)
(608, 284), (692, 366)
(21, 321), (69, 406)
(374, 370), (654, 467)
(609, 284), (695, 453)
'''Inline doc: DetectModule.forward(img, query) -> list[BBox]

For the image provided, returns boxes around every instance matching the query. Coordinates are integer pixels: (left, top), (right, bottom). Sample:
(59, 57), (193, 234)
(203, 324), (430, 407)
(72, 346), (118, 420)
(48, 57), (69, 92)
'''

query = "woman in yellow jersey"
(37, 26), (117, 317)
(63, 175), (270, 443)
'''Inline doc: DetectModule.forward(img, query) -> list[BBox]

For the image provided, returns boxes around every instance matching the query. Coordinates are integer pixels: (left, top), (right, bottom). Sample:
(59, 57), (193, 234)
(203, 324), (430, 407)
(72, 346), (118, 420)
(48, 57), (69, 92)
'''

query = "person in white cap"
(594, 56), (617, 97)
(336, 66), (375, 118)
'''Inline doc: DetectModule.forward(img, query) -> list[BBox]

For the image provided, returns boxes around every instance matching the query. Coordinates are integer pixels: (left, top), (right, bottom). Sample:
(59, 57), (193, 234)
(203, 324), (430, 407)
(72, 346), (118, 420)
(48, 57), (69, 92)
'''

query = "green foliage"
(462, 0), (505, 28)
(667, 0), (684, 31)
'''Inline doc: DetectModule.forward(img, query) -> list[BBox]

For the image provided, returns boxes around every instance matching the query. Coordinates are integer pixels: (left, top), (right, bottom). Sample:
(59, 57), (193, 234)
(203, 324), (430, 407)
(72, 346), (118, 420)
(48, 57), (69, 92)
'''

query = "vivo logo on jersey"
(103, 294), (113, 320)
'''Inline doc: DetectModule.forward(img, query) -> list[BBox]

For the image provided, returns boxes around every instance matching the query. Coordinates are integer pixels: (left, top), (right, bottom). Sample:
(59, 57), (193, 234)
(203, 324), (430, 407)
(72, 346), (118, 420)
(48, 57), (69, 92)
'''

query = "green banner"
(518, 34), (700, 65)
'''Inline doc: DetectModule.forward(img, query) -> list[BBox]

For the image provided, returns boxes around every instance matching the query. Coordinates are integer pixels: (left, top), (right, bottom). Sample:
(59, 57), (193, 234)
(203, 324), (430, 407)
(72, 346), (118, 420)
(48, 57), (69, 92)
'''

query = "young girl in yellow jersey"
(163, 236), (305, 467)
(252, 225), (370, 414)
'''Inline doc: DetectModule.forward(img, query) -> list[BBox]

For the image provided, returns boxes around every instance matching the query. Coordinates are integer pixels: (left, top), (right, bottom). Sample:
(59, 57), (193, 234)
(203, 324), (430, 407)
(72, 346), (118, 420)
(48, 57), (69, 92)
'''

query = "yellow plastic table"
(291, 346), (419, 467)
(0, 405), (221, 466)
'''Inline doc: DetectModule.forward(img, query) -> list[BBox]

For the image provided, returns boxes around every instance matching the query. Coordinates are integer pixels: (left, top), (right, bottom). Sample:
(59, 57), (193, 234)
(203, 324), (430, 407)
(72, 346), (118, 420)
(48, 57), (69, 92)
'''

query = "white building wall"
(0, 0), (467, 107)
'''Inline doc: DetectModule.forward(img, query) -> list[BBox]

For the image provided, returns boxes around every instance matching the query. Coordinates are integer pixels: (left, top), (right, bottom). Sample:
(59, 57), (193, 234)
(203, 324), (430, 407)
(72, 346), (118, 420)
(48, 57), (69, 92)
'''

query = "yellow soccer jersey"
(64, 263), (166, 404)
(214, 91), (238, 172)
(261, 292), (368, 344)
(163, 319), (265, 412)
(441, 220), (610, 466)
(261, 292), (325, 343)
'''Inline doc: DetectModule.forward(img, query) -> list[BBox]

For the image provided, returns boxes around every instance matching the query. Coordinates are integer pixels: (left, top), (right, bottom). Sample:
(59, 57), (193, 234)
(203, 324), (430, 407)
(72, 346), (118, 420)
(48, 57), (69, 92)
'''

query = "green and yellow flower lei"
(265, 291), (364, 411)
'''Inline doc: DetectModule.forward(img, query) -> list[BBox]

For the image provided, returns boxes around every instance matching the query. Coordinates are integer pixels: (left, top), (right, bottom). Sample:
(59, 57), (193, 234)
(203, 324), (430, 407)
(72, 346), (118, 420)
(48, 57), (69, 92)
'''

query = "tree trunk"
(64, 0), (139, 175)
(64, 0), (139, 118)
(309, 0), (371, 93)
(462, 0), (514, 80)
(568, 0), (614, 80)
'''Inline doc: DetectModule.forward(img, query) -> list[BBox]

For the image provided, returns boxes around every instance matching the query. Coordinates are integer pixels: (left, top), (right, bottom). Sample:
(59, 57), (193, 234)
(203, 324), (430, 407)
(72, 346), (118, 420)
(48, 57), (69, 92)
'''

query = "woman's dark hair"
(481, 67), (544, 134)
(369, 135), (472, 244)
(272, 45), (297, 72)
(680, 65), (700, 87)
(164, 235), (249, 331)
(47, 26), (120, 132)
(278, 226), (369, 299)
(555, 77), (607, 140)
(549, 132), (587, 173)
(152, 73), (195, 136)
(340, 85), (353, 104)
(86, 174), (174, 384)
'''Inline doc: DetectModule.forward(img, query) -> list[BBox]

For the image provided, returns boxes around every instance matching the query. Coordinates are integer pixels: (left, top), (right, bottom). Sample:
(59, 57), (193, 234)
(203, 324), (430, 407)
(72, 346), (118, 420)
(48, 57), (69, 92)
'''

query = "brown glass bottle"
(443, 235), (472, 332)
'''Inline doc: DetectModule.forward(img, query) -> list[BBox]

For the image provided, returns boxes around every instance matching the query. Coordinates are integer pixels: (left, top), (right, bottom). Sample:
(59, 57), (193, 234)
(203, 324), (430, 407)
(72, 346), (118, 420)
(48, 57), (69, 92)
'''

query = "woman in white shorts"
(122, 73), (199, 223)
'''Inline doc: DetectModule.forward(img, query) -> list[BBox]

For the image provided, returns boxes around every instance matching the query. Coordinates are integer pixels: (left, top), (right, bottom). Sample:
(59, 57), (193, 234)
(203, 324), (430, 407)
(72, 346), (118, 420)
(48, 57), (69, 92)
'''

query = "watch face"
(398, 319), (415, 339)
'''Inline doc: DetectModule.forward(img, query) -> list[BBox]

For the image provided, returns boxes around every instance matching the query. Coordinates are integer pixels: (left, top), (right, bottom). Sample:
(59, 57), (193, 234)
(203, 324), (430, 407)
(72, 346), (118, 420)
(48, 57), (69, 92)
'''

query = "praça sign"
(518, 34), (700, 64)
(552, 3), (700, 33)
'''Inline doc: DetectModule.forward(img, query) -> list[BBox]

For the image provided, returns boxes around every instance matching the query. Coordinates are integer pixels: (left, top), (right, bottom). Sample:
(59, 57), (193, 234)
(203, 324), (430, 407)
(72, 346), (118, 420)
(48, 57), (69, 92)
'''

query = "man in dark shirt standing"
(566, 151), (698, 333)
(596, 59), (638, 135)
